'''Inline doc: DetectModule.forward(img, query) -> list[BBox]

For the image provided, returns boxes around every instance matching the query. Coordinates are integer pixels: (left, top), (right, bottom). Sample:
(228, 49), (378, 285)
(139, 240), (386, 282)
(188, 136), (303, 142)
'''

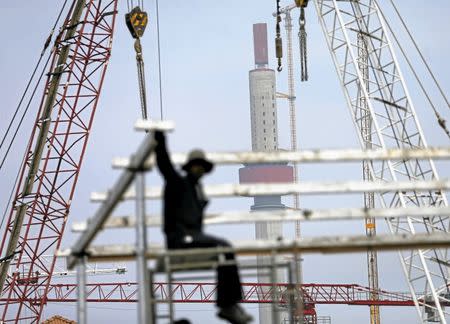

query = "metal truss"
(0, 282), (420, 306)
(8, 255), (127, 278)
(313, 0), (449, 321)
(0, 1), (118, 322)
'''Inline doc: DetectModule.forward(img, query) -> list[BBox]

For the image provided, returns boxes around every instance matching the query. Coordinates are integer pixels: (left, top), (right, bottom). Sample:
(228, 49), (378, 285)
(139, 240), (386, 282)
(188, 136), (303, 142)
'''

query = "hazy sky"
(0, 1), (449, 323)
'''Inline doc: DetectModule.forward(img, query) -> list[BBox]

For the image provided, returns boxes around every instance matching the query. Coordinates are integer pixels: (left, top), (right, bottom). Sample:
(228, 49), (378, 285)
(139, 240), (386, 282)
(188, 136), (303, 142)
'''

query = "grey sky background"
(1, 1), (449, 323)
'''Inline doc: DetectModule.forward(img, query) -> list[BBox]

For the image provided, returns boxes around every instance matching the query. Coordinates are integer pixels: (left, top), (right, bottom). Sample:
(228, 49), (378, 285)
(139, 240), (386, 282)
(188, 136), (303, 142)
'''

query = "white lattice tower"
(358, 31), (381, 324)
(283, 10), (301, 240)
(313, 0), (450, 321)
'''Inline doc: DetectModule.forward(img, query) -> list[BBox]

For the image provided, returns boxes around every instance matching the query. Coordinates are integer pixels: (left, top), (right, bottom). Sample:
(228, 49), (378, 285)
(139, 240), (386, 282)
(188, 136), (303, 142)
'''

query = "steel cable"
(0, 153), (27, 233)
(0, 1), (69, 231)
(0, 52), (53, 171)
(0, 0), (68, 156)
(375, 0), (450, 139)
(156, 0), (164, 120)
(299, 7), (308, 81)
(388, 0), (450, 112)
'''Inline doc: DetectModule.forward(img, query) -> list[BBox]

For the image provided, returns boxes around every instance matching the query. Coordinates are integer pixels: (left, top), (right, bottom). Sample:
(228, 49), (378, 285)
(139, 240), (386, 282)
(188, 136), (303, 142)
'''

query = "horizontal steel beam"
(67, 121), (174, 270)
(112, 147), (450, 169)
(61, 233), (450, 262)
(90, 179), (450, 202)
(1, 282), (419, 306)
(134, 119), (175, 132)
(71, 207), (450, 232)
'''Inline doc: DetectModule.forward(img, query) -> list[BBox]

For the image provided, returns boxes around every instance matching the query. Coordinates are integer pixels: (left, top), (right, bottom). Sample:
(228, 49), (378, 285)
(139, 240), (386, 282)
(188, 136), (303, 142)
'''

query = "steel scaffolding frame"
(313, 0), (449, 321)
(71, 206), (450, 231)
(65, 122), (450, 323)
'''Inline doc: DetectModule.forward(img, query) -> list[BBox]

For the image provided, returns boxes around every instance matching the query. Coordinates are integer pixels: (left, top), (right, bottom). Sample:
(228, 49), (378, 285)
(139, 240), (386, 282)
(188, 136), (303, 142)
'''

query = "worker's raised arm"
(154, 131), (179, 182)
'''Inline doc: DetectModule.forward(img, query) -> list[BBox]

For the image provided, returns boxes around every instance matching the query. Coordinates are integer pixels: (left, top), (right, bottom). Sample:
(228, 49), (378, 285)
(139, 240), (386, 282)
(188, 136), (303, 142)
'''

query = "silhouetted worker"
(154, 131), (253, 324)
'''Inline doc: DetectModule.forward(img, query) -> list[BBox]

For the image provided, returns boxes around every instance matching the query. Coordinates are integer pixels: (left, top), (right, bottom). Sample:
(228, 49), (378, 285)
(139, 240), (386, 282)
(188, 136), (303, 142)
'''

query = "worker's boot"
(236, 304), (253, 322)
(217, 304), (253, 324)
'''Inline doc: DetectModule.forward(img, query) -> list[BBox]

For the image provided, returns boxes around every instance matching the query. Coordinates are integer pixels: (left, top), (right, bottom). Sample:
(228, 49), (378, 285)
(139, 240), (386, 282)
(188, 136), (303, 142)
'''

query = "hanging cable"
(135, 39), (148, 120)
(298, 7), (308, 81)
(275, 0), (283, 71)
(388, 0), (450, 112)
(155, 0), (164, 120)
(375, 1), (450, 139)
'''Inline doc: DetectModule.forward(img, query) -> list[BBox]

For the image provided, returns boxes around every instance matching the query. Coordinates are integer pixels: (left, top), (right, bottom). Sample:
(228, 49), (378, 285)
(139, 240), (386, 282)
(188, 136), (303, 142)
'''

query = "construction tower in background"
(239, 23), (295, 324)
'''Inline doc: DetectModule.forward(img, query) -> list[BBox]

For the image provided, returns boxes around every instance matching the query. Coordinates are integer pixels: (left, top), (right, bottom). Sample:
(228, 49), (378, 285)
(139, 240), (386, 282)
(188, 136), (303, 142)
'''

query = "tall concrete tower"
(239, 23), (294, 324)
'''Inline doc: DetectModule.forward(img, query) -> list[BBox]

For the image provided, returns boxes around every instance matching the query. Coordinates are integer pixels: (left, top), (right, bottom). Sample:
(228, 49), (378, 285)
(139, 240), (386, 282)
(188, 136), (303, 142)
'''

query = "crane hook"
(275, 0), (283, 72)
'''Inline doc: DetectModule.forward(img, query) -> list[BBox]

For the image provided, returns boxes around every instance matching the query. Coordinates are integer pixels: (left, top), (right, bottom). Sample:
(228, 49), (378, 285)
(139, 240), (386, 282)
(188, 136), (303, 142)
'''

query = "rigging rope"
(134, 39), (148, 120)
(299, 7), (308, 81)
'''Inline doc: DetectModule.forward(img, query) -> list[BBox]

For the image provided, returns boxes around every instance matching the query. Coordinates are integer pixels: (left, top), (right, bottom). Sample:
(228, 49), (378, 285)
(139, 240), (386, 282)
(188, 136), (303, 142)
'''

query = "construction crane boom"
(0, 1), (119, 322)
(0, 281), (423, 306)
(313, 0), (449, 321)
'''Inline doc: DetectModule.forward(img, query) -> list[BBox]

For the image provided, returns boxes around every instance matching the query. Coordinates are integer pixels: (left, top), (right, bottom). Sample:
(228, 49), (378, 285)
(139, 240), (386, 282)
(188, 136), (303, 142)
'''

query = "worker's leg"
(185, 233), (243, 308)
(168, 233), (252, 322)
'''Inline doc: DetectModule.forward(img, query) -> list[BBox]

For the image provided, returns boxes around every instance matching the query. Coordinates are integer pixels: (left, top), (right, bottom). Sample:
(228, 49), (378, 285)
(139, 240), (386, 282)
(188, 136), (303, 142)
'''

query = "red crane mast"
(0, 1), (118, 322)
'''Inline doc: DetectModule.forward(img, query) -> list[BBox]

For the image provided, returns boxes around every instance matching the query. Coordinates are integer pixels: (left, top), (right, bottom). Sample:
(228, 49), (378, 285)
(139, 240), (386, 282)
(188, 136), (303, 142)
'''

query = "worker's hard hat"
(182, 149), (214, 173)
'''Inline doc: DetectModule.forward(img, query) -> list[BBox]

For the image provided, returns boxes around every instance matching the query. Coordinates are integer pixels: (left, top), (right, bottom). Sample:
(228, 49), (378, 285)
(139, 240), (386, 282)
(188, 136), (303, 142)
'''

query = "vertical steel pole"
(136, 172), (152, 323)
(288, 261), (295, 324)
(294, 251), (304, 324)
(270, 250), (278, 324)
(77, 256), (87, 324)
(165, 255), (174, 323)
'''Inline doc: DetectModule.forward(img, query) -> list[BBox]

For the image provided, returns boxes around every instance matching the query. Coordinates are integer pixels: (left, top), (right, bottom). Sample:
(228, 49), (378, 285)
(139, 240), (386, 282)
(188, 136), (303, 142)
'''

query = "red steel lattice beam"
(2, 282), (418, 306)
(0, 1), (118, 322)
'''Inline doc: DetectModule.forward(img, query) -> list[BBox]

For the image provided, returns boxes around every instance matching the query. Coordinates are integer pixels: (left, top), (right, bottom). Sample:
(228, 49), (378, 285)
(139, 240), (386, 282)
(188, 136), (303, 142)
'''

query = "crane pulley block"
(125, 6), (148, 39)
(295, 0), (309, 8)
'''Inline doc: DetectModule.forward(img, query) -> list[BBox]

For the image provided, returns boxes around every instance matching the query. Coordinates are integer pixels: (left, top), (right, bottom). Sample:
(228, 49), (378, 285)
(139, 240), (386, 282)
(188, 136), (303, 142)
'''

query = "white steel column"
(136, 173), (152, 324)
(77, 256), (87, 324)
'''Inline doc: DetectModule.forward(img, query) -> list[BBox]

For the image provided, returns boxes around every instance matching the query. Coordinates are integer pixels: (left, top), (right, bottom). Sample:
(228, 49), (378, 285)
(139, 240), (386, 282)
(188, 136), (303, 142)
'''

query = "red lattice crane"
(8, 282), (416, 306)
(0, 1), (119, 322)
(0, 281), (425, 324)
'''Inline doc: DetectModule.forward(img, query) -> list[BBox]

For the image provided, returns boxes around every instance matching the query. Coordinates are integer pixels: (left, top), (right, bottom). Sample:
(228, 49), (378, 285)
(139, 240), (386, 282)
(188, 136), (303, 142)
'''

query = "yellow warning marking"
(366, 223), (375, 229)
(134, 14), (147, 28)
